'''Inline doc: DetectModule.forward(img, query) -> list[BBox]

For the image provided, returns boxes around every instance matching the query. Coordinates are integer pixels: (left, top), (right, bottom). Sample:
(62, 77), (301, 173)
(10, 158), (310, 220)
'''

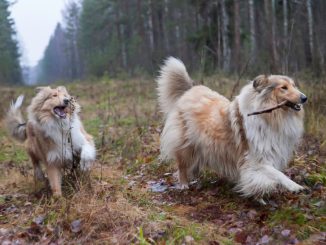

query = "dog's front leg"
(237, 164), (303, 197)
(269, 166), (304, 193)
(80, 142), (96, 171)
(47, 165), (62, 197)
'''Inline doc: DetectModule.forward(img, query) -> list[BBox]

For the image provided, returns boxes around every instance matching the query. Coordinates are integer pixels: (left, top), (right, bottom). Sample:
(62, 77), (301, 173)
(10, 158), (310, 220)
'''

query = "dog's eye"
(281, 86), (288, 90)
(53, 94), (58, 97)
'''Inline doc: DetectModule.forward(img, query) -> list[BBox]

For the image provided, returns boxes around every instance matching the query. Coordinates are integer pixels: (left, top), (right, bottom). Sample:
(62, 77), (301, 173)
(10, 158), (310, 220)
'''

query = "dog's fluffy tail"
(157, 57), (193, 115)
(6, 95), (27, 142)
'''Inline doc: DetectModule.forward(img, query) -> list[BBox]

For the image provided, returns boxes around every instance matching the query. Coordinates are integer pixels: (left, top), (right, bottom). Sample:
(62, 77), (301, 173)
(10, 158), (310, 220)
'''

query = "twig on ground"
(247, 100), (287, 116)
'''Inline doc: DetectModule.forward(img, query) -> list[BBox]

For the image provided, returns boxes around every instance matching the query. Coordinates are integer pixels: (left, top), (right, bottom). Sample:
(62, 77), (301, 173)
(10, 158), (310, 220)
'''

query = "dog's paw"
(287, 182), (304, 193)
(34, 168), (46, 181)
(257, 198), (267, 205)
(80, 159), (92, 172)
(176, 183), (189, 190)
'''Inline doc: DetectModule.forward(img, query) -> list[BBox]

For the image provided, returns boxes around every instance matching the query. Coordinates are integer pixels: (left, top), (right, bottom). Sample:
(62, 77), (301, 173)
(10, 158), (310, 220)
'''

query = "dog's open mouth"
(285, 101), (301, 111)
(53, 106), (67, 119)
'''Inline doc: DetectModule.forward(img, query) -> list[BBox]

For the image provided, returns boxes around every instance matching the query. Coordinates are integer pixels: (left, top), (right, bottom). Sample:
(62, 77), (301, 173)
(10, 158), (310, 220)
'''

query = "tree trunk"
(116, 3), (127, 69)
(147, 0), (154, 54)
(220, 0), (230, 71)
(306, 0), (314, 64)
(282, 0), (288, 73)
(283, 0), (288, 38)
(249, 0), (256, 60)
(163, 0), (170, 54)
(233, 0), (241, 72)
(271, 0), (278, 73)
(264, 0), (278, 72)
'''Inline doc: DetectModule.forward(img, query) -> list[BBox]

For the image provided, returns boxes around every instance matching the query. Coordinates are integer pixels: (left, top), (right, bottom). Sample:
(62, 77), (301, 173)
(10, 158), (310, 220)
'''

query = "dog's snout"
(300, 94), (307, 104)
(63, 98), (70, 105)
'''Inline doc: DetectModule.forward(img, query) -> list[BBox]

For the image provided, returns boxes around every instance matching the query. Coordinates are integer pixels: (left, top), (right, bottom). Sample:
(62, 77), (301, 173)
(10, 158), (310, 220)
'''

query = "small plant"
(135, 227), (151, 245)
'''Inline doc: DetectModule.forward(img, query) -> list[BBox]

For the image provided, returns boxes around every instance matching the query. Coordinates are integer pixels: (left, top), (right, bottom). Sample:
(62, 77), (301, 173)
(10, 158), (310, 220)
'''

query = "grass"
(0, 76), (325, 244)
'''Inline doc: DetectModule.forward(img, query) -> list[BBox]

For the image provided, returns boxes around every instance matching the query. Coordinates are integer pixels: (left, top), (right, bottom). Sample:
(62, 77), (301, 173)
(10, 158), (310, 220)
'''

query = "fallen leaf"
(34, 215), (45, 225)
(71, 219), (82, 233)
(149, 181), (168, 193)
(260, 235), (270, 244)
(184, 235), (195, 244)
(247, 209), (258, 220)
(234, 231), (248, 244)
(281, 229), (291, 237)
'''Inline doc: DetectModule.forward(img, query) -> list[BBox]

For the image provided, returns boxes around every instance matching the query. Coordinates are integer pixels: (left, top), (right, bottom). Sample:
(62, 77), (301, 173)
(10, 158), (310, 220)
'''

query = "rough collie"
(6, 86), (96, 197)
(157, 57), (307, 201)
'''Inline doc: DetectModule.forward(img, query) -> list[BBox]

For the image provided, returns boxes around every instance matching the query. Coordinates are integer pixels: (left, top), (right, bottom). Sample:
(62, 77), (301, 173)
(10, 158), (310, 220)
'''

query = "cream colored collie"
(6, 86), (96, 197)
(157, 57), (307, 201)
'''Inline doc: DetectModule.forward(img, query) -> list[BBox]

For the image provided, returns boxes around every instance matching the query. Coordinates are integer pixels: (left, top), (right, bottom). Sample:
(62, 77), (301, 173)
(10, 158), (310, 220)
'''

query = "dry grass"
(0, 77), (325, 244)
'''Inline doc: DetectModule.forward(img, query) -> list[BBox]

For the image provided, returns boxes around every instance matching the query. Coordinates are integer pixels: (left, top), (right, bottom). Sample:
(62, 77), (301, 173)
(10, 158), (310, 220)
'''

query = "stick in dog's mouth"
(285, 101), (302, 111)
(54, 106), (67, 119)
(247, 100), (302, 116)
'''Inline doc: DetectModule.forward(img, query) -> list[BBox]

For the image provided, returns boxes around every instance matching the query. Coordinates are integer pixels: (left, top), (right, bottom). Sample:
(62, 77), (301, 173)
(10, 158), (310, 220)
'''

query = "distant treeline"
(0, 0), (22, 84)
(1, 0), (326, 85)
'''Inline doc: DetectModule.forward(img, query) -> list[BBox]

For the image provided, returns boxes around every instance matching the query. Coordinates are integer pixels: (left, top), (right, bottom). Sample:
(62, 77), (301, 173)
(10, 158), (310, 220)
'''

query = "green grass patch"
(269, 207), (307, 226)
(167, 224), (204, 244)
(148, 212), (167, 222)
(84, 117), (102, 139)
(305, 172), (326, 186)
(0, 147), (28, 165)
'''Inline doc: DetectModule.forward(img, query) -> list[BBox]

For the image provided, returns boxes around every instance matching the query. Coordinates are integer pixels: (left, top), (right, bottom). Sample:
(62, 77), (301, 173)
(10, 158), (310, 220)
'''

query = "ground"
(0, 77), (325, 245)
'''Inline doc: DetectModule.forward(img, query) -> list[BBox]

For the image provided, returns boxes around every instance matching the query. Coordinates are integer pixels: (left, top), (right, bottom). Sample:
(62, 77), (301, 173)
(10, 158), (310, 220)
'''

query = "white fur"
(12, 94), (24, 109)
(235, 83), (304, 196)
(6, 95), (27, 142)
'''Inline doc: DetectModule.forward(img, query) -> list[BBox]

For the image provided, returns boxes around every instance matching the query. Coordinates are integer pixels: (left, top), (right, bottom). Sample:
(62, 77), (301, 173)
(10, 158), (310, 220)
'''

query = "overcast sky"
(11, 0), (66, 67)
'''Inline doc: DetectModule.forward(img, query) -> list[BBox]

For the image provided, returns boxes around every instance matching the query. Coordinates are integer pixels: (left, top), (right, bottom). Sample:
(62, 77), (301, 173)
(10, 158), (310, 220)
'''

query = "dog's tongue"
(54, 107), (66, 118)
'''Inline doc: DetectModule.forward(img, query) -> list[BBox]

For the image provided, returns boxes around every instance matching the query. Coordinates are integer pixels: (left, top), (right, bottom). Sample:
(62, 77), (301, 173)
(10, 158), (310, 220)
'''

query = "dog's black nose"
(63, 98), (70, 105)
(300, 94), (308, 104)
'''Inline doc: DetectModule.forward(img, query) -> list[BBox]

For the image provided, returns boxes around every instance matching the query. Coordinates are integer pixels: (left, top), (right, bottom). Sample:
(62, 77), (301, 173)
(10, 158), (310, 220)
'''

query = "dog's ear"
(253, 75), (269, 92)
(35, 86), (51, 93)
(57, 86), (68, 93)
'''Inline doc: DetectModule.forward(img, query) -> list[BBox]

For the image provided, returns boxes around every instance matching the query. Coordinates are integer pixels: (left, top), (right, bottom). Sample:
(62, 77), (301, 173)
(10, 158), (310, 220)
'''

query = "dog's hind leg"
(47, 166), (62, 197)
(29, 152), (45, 182)
(175, 147), (196, 189)
(176, 156), (189, 189)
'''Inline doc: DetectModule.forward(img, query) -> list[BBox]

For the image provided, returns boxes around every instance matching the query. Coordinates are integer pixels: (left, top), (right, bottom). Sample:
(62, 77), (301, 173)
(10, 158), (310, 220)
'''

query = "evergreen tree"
(0, 0), (22, 84)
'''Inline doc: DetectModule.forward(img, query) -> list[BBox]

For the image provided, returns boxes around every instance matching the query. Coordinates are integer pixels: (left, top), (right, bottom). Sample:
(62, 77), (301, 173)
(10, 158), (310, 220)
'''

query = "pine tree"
(0, 0), (22, 84)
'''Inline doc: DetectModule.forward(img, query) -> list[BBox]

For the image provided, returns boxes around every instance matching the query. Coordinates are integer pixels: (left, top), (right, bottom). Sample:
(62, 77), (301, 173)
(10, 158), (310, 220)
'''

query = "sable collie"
(157, 57), (307, 200)
(6, 86), (96, 197)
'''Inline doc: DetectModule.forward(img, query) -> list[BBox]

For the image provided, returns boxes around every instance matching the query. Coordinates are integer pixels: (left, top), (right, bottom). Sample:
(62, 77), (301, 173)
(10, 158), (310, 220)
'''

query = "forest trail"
(0, 79), (325, 244)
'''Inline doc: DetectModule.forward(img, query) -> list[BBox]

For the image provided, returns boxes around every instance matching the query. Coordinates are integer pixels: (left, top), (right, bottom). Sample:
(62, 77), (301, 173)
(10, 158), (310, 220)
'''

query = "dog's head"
(253, 75), (307, 111)
(31, 86), (79, 121)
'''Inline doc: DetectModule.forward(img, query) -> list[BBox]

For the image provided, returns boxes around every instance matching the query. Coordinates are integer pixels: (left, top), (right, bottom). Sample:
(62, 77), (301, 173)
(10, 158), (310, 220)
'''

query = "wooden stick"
(247, 100), (287, 116)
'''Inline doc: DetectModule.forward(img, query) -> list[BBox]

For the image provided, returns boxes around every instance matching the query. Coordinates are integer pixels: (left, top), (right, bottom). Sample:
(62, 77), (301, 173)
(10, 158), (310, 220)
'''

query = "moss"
(166, 224), (204, 244)
(305, 172), (326, 186)
(269, 207), (307, 226)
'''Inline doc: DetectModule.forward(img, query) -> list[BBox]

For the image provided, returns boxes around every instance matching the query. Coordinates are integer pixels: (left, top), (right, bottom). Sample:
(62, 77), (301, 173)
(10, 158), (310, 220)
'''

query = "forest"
(0, 0), (325, 244)
(1, 0), (326, 84)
